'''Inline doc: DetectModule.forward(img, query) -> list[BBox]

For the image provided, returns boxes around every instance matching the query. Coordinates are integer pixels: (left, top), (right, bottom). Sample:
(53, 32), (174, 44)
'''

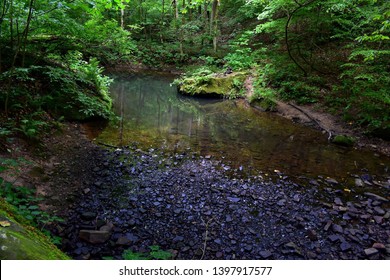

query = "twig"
(200, 217), (214, 260)
(287, 102), (333, 140)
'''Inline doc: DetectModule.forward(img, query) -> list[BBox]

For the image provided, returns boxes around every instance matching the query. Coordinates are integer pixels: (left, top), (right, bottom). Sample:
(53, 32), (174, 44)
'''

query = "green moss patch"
(0, 200), (69, 260)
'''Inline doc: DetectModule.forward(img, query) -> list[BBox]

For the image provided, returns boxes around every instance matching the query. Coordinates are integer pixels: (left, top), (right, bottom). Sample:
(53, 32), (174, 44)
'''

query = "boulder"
(0, 200), (69, 260)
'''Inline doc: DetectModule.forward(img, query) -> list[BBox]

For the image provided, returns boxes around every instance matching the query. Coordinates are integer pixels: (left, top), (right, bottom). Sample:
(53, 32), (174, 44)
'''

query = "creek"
(88, 73), (390, 188)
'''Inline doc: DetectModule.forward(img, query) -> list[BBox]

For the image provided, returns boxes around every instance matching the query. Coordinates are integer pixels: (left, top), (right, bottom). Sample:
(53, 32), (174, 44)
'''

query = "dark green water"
(90, 74), (390, 185)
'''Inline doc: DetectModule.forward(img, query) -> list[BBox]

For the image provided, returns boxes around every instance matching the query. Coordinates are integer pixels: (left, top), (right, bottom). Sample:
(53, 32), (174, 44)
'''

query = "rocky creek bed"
(41, 124), (390, 260)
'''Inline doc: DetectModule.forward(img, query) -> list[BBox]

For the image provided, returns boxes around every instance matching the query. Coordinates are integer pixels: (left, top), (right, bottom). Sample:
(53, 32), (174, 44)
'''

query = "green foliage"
(122, 245), (173, 260)
(0, 157), (64, 231)
(224, 31), (257, 70)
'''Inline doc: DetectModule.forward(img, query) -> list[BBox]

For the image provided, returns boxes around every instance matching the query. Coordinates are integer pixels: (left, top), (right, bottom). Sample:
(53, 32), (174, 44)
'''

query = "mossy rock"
(250, 98), (276, 112)
(331, 135), (356, 147)
(0, 200), (70, 260)
(177, 72), (247, 98)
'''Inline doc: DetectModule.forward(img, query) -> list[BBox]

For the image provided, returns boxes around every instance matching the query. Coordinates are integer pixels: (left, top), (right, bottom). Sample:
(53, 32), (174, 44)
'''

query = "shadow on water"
(86, 73), (390, 185)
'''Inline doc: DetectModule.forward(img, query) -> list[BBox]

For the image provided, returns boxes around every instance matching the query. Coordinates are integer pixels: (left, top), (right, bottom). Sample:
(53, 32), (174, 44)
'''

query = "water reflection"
(95, 74), (390, 181)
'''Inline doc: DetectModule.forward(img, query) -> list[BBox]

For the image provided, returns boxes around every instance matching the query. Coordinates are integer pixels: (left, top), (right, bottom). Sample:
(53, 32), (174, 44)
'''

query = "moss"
(0, 199), (70, 260)
(331, 135), (356, 147)
(177, 72), (247, 98)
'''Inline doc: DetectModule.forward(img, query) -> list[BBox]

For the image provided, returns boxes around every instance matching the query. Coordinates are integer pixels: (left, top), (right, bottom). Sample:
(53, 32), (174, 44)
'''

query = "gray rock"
(373, 206), (385, 215)
(364, 192), (389, 202)
(372, 243), (386, 250)
(326, 178), (339, 185)
(259, 250), (273, 259)
(355, 179), (364, 187)
(227, 197), (240, 203)
(373, 216), (383, 224)
(334, 197), (343, 206)
(340, 242), (351, 252)
(116, 236), (133, 246)
(79, 230), (111, 244)
(364, 248), (379, 256)
(332, 224), (344, 234)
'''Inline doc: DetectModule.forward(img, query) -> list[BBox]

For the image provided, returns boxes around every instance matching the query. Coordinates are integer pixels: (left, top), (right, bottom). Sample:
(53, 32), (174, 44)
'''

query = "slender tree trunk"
(120, 2), (125, 29)
(210, 0), (219, 52)
(21, 0), (35, 67)
(0, 0), (9, 72)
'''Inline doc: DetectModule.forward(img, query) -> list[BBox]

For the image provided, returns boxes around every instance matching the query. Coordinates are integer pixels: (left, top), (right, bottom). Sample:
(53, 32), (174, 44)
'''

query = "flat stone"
(259, 250), (273, 258)
(328, 235), (340, 242)
(364, 248), (379, 256)
(277, 199), (286, 206)
(373, 206), (385, 215)
(334, 197), (343, 206)
(79, 230), (111, 244)
(326, 178), (339, 185)
(373, 216), (383, 224)
(364, 192), (389, 202)
(340, 242), (351, 252)
(116, 236), (132, 246)
(332, 224), (344, 234)
(227, 197), (240, 203)
(324, 220), (332, 231)
(372, 243), (386, 250)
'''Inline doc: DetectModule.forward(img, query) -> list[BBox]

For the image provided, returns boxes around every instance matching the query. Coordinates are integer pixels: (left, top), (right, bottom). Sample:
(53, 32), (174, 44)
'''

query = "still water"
(91, 73), (390, 183)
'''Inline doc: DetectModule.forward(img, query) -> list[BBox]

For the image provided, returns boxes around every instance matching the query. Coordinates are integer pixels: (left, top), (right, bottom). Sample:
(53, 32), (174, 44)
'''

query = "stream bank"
(34, 122), (390, 260)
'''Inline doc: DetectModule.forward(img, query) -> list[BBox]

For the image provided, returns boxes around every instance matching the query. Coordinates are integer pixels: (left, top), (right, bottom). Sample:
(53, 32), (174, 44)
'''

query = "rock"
(259, 250), (273, 259)
(306, 229), (318, 241)
(364, 248), (379, 256)
(293, 194), (301, 202)
(340, 242), (351, 252)
(173, 236), (184, 243)
(79, 230), (111, 244)
(227, 197), (240, 203)
(364, 192), (389, 202)
(277, 199), (286, 206)
(355, 179), (364, 187)
(372, 243), (386, 251)
(373, 216), (383, 224)
(373, 206), (385, 215)
(331, 135), (355, 147)
(324, 220), (332, 231)
(116, 236), (133, 246)
(334, 197), (343, 206)
(328, 235), (340, 242)
(325, 178), (339, 185)
(332, 224), (344, 234)
(80, 212), (96, 221)
(226, 215), (233, 222)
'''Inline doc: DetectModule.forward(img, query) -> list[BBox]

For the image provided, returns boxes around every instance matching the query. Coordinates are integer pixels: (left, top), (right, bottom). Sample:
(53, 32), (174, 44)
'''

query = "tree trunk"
(21, 0), (35, 67)
(210, 0), (219, 52)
